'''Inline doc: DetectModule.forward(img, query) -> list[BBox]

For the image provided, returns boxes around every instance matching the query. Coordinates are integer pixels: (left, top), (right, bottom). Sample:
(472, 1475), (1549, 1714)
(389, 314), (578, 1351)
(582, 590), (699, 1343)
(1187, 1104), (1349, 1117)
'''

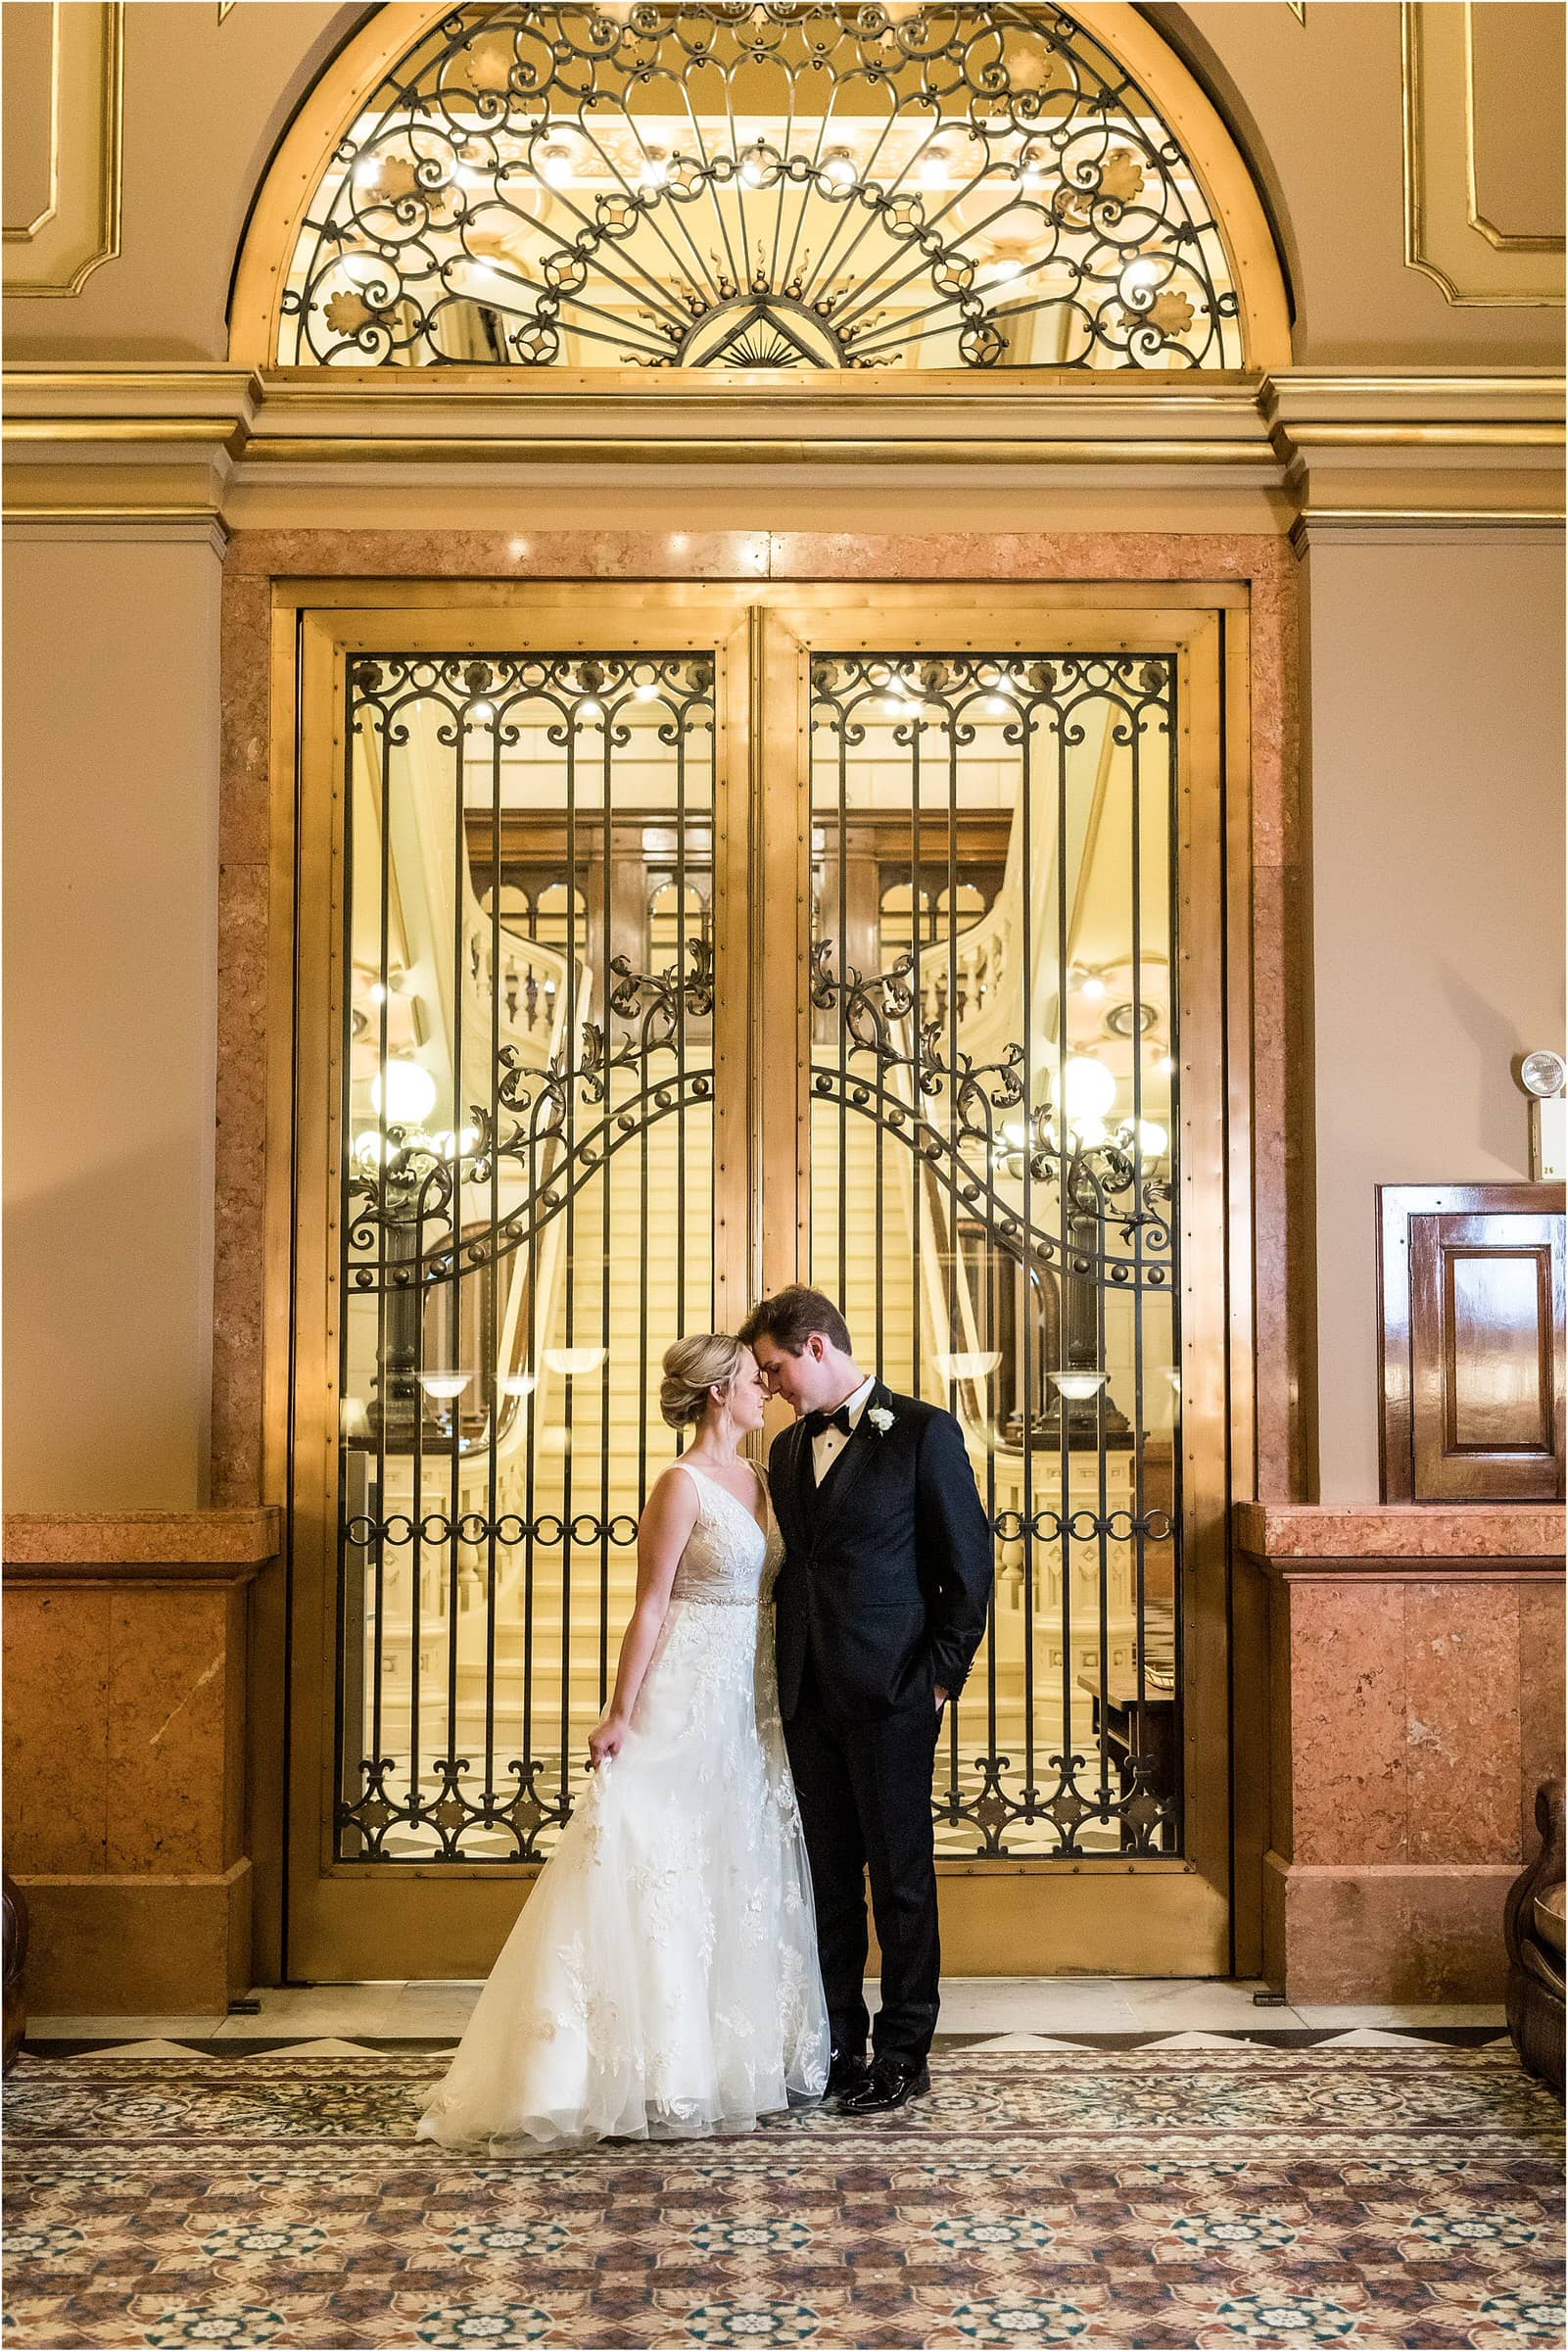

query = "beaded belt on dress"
(671, 1589), (762, 1608)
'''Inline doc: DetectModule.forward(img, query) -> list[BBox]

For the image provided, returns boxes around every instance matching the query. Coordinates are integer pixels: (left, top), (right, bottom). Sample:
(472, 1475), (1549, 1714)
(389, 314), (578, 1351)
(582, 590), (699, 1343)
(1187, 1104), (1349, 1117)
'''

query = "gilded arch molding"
(228, 2), (1292, 373)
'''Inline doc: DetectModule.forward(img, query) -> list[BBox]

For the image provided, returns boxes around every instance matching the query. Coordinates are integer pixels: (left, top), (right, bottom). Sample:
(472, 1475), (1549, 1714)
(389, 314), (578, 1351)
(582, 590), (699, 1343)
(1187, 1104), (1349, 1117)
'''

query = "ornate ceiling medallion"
(278, 3), (1243, 371)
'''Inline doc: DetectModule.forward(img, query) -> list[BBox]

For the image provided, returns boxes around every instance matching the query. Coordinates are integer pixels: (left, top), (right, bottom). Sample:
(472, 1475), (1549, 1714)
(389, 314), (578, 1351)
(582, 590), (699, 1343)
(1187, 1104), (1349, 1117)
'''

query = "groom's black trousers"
(784, 1651), (943, 2065)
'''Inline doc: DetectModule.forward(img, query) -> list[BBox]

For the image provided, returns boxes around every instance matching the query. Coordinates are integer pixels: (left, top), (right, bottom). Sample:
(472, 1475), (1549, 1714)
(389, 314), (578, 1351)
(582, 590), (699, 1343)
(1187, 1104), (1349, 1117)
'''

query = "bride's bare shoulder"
(642, 1462), (702, 1527)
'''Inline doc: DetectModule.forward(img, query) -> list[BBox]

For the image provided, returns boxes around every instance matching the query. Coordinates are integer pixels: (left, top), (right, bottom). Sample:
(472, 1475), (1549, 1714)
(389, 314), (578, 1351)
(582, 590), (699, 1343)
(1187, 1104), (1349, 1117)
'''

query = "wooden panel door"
(1410, 1214), (1566, 1500)
(1380, 1183), (1567, 1503)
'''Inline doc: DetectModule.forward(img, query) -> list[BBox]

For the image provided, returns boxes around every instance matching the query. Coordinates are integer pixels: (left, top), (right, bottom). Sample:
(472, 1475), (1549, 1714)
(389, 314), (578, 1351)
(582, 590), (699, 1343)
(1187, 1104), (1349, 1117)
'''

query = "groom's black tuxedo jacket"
(767, 1386), (993, 1721)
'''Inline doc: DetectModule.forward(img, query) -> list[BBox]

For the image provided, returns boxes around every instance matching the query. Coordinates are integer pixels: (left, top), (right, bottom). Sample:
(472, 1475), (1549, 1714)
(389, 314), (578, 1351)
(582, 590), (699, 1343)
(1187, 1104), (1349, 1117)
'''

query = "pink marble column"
(2, 1510), (278, 2015)
(1237, 1503), (1565, 2003)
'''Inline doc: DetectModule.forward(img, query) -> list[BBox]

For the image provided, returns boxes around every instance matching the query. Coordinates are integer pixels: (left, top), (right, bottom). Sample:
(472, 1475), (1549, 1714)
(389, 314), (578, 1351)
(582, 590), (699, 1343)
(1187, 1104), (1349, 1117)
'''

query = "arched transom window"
(270, 3), (1264, 371)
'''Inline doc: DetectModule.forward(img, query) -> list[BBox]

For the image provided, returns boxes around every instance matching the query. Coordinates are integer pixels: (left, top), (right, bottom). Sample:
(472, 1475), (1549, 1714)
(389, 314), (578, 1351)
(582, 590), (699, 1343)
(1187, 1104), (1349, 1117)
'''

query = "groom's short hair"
(738, 1284), (851, 1357)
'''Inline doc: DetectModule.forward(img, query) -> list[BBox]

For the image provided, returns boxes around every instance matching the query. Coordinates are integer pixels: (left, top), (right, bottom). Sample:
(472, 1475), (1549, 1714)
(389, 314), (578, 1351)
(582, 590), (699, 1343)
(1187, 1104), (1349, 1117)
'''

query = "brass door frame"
(265, 580), (1249, 1981)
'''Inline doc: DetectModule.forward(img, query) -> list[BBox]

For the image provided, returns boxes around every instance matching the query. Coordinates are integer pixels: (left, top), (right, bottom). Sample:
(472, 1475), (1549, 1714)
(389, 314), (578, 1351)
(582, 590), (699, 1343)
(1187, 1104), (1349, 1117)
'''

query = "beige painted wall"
(1307, 529), (1567, 1502)
(1174, 0), (1565, 364)
(1, 2), (1562, 366)
(3, 531), (221, 1507)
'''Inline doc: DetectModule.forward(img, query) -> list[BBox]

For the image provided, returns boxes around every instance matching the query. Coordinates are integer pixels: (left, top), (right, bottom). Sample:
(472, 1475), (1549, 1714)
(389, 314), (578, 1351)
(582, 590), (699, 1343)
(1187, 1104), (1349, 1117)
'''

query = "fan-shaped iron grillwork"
(280, 2), (1242, 370)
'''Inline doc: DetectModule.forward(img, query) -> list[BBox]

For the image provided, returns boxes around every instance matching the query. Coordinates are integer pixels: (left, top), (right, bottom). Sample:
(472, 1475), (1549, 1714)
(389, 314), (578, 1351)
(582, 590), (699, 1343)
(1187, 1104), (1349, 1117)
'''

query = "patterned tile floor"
(4, 2020), (1561, 2351)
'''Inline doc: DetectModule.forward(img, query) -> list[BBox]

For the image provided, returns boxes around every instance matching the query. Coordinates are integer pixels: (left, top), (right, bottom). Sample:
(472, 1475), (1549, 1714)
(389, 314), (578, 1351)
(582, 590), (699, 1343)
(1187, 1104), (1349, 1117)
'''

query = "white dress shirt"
(810, 1371), (877, 1486)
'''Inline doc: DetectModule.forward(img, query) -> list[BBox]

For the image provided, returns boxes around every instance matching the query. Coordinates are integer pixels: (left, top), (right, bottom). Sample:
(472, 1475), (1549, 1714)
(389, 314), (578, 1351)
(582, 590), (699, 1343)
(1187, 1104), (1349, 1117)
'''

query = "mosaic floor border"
(20, 2026), (1516, 2062)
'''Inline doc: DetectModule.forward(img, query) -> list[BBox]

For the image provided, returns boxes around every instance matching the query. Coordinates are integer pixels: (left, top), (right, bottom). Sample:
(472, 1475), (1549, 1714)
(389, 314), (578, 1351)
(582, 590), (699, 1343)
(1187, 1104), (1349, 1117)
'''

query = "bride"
(415, 1333), (831, 2151)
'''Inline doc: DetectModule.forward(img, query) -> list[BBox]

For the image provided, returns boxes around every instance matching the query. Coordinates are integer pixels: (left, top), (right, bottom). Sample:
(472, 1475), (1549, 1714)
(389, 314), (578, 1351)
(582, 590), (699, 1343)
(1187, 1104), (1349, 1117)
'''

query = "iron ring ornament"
(280, 3), (1242, 372)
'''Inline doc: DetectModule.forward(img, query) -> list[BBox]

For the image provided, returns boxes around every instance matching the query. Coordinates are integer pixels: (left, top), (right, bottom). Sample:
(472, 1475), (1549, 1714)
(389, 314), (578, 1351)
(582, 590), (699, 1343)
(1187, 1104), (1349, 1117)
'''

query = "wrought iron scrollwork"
(345, 651), (716, 1300)
(809, 651), (1175, 1290)
(281, 3), (1242, 372)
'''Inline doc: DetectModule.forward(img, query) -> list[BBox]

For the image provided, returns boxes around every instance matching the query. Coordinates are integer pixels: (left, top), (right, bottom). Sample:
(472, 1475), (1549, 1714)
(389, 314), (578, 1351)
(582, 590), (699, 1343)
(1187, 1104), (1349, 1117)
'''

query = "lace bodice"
(668, 1461), (782, 1607)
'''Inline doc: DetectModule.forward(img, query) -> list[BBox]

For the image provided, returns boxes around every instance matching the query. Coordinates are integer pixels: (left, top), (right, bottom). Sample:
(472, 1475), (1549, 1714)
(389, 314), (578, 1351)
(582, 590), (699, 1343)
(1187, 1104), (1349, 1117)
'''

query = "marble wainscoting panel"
(2, 1587), (111, 1874)
(103, 1583), (235, 1875)
(3, 1513), (276, 2014)
(21, 1863), (254, 2020)
(1265, 1860), (1521, 2006)
(1236, 1502), (1567, 1559)
(210, 858), (269, 1509)
(1404, 1580), (1522, 1867)
(224, 530), (773, 582)
(1240, 1503), (1565, 2005)
(1249, 858), (1314, 1500)
(1285, 1576), (1409, 1867)
(1518, 1579), (1567, 1859)
(218, 569), (271, 867)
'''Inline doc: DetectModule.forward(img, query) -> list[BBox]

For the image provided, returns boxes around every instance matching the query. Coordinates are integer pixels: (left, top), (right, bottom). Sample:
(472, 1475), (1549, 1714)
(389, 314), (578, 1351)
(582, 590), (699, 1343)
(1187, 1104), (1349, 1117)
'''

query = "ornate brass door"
(278, 585), (1240, 1979)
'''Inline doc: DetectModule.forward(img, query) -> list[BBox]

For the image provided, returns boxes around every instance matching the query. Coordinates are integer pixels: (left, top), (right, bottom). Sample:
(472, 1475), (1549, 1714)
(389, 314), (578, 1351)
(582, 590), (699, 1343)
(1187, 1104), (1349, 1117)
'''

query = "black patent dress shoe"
(839, 2055), (931, 2113)
(821, 2049), (871, 2109)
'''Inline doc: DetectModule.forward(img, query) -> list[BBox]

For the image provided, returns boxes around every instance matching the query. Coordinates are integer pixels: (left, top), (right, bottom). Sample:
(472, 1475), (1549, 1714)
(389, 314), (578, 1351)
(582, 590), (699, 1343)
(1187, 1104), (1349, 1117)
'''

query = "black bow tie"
(803, 1403), (853, 1441)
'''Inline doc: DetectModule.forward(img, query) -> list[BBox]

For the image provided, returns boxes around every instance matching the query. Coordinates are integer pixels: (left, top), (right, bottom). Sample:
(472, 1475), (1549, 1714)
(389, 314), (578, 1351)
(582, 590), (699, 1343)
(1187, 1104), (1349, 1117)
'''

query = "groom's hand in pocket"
(933, 1685), (949, 1713)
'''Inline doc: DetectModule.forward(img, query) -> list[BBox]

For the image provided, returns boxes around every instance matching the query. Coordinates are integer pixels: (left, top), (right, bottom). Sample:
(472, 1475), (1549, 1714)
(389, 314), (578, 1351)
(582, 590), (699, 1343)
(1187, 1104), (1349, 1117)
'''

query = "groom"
(739, 1285), (993, 2114)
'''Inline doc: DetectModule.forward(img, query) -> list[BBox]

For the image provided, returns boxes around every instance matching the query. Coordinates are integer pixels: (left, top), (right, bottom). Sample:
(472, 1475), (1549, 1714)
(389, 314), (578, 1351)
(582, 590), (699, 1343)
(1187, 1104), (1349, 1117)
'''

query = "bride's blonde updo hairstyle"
(659, 1332), (745, 1430)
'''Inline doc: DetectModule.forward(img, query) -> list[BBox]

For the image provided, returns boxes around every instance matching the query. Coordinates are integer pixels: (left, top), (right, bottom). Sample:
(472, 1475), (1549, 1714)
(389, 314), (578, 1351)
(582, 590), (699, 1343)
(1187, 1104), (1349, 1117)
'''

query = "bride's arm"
(587, 1468), (699, 1768)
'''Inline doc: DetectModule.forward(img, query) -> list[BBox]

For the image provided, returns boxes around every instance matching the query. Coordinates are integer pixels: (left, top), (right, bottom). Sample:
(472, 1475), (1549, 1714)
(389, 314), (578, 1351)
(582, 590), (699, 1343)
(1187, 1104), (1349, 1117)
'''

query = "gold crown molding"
(2, 364), (1561, 527)
(3, 418), (251, 449)
(2, 2), (122, 299)
(1403, 1), (1565, 309)
(1277, 423), (1560, 450)
(225, 0), (1292, 372)
(1290, 506), (1565, 551)
(3, 505), (231, 554)
(233, 435), (1274, 469)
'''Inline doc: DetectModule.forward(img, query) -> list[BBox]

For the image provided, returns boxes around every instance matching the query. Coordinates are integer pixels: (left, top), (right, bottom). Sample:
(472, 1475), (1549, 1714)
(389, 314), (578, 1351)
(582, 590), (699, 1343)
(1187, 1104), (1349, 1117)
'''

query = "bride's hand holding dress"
(582, 1463), (697, 1774)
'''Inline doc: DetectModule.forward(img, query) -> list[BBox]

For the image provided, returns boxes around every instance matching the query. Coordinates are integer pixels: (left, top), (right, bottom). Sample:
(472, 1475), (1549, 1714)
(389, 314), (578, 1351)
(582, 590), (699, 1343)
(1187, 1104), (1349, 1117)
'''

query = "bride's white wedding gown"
(414, 1460), (830, 2151)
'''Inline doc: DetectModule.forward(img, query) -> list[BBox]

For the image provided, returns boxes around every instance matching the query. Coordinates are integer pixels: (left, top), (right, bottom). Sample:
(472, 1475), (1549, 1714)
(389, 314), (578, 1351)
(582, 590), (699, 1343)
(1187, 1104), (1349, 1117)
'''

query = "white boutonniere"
(866, 1405), (894, 1434)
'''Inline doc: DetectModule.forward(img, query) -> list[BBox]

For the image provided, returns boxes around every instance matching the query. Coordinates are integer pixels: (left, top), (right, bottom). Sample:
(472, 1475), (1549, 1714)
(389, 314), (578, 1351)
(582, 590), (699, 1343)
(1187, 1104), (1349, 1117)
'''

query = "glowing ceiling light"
(990, 256), (1024, 282)
(1062, 1055), (1117, 1123)
(1078, 973), (1107, 1002)
(539, 145), (574, 188)
(822, 148), (857, 190)
(370, 1058), (438, 1125)
(1137, 1119), (1169, 1157)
